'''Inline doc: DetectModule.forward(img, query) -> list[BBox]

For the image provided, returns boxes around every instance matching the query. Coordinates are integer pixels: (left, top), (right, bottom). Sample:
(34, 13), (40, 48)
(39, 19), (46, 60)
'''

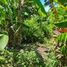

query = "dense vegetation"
(0, 0), (67, 67)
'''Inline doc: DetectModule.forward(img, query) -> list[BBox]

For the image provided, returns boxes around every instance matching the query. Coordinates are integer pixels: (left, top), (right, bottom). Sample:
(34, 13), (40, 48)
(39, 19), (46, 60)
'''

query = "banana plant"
(55, 21), (67, 28)
(32, 0), (47, 16)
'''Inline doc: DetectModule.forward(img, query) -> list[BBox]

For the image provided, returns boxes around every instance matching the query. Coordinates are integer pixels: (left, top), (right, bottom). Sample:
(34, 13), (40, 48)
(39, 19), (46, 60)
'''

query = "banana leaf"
(33, 0), (46, 15)
(55, 21), (67, 28)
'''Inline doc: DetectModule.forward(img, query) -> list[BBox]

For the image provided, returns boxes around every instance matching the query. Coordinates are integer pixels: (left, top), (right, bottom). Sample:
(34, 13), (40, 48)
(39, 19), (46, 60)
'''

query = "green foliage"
(0, 50), (13, 67)
(55, 21), (67, 28)
(57, 33), (67, 42)
(33, 0), (46, 15)
(58, 0), (67, 6)
(0, 56), (5, 64)
(22, 16), (53, 43)
(57, 33), (67, 56)
(60, 45), (67, 56)
(0, 33), (9, 50)
(0, 0), (67, 66)
(56, 33), (67, 66)
(45, 52), (59, 67)
(23, 17), (44, 43)
(0, 50), (45, 67)
(16, 50), (45, 67)
(0, 50), (60, 67)
(0, 0), (8, 5)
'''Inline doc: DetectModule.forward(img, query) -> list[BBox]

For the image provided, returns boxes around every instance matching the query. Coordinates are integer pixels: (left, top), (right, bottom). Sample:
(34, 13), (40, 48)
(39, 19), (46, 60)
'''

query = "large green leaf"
(58, 0), (67, 6)
(0, 34), (9, 50)
(55, 21), (67, 28)
(33, 0), (46, 15)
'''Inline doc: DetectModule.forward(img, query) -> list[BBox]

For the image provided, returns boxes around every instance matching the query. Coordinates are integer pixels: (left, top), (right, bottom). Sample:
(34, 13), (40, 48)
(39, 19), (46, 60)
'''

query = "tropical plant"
(22, 16), (53, 43)
(15, 51), (45, 67)
(0, 32), (9, 50)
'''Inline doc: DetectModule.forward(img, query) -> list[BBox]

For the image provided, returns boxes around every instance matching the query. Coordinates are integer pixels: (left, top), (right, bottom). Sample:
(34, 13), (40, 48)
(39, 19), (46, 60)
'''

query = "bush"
(0, 50), (13, 67)
(22, 16), (53, 43)
(0, 50), (45, 67)
(45, 52), (59, 67)
(0, 50), (59, 67)
(16, 50), (45, 67)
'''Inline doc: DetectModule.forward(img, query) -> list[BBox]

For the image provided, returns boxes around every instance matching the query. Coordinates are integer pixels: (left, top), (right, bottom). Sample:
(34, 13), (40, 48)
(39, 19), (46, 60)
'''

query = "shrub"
(0, 50), (13, 67)
(16, 50), (45, 67)
(22, 16), (53, 43)
(0, 50), (45, 67)
(45, 52), (59, 67)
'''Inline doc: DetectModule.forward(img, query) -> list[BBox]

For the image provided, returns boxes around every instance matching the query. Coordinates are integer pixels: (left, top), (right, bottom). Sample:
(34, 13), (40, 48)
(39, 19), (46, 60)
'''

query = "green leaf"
(61, 45), (66, 55)
(58, 0), (67, 6)
(57, 33), (67, 42)
(33, 0), (46, 15)
(0, 34), (9, 50)
(55, 21), (67, 28)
